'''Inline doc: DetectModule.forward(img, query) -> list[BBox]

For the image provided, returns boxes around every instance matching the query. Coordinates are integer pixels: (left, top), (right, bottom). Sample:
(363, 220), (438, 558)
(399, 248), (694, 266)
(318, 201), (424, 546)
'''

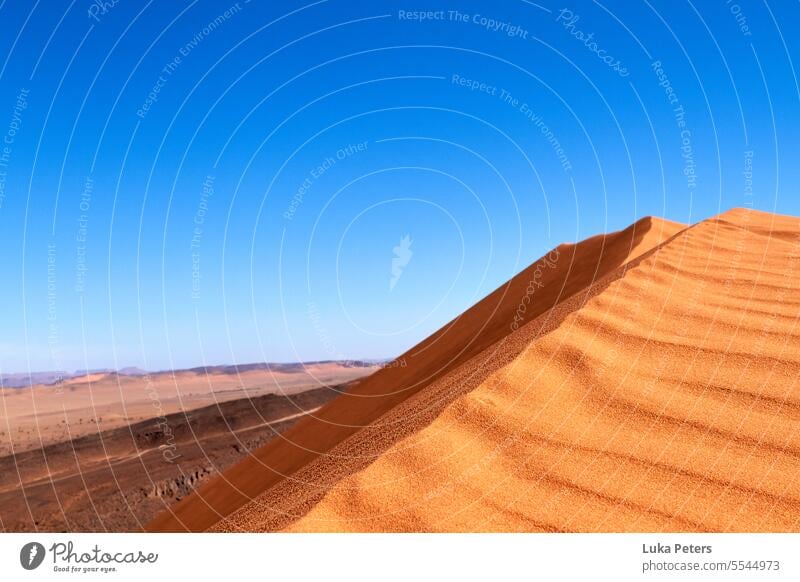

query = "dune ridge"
(151, 209), (800, 532)
(148, 214), (689, 531)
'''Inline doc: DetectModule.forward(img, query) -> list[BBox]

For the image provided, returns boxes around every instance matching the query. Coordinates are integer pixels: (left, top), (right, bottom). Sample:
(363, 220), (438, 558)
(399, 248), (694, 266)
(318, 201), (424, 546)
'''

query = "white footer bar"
(1, 533), (796, 581)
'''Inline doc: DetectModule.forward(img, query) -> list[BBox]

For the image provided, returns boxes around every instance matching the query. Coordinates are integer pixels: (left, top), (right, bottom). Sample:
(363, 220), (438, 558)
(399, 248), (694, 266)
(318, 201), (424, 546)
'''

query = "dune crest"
(149, 209), (800, 532)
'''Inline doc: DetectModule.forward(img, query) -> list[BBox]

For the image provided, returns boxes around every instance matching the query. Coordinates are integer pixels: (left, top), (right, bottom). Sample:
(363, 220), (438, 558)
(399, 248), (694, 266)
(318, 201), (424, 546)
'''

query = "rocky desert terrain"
(0, 361), (377, 531)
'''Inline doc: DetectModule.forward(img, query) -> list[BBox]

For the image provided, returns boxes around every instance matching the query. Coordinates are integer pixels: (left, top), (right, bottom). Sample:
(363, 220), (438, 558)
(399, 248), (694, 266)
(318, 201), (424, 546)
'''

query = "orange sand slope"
(150, 208), (800, 532)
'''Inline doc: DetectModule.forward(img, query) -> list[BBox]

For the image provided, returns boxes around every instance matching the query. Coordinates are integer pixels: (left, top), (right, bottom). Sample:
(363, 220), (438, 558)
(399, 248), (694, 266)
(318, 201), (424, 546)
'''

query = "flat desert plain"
(149, 208), (800, 533)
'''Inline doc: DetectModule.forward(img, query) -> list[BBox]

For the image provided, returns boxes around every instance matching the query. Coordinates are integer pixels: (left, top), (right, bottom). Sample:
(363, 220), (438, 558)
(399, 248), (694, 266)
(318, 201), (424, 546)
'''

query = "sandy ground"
(0, 362), (375, 456)
(148, 208), (800, 533)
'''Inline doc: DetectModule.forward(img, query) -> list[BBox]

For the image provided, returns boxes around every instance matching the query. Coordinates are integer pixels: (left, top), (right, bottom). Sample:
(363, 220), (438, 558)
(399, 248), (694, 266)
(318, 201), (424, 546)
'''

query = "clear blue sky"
(0, 0), (798, 373)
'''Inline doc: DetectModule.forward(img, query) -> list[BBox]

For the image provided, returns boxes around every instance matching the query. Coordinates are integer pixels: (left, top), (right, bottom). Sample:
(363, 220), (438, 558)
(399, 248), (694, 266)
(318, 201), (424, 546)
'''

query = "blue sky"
(0, 0), (798, 373)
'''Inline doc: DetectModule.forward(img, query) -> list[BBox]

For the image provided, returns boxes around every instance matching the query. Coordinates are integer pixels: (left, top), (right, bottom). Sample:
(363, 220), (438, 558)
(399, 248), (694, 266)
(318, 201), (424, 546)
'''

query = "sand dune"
(149, 208), (800, 532)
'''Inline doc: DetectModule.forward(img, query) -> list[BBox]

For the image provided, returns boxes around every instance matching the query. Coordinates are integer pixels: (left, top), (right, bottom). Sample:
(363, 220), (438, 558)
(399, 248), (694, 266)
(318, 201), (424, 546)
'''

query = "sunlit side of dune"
(152, 209), (800, 532)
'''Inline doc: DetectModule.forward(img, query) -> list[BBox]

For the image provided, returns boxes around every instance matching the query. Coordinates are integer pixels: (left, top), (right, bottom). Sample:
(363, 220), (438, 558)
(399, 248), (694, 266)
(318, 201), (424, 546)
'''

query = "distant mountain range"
(0, 360), (379, 388)
(0, 367), (148, 388)
(185, 360), (379, 376)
